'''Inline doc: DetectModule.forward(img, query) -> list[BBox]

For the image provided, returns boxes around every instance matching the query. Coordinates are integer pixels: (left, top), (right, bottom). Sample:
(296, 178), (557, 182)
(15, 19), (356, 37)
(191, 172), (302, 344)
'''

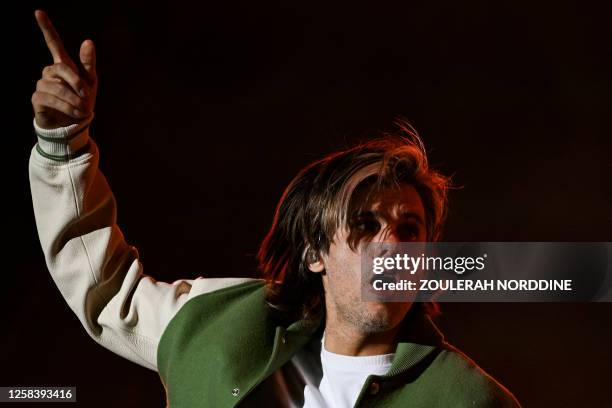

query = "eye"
(353, 217), (380, 233)
(396, 223), (420, 241)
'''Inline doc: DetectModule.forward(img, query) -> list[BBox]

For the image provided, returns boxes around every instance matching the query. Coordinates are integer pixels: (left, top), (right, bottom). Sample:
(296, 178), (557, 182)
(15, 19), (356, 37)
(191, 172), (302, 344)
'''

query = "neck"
(323, 320), (401, 356)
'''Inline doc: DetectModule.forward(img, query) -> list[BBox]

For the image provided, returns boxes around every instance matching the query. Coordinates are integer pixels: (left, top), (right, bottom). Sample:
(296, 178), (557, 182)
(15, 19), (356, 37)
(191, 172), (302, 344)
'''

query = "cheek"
(325, 245), (363, 288)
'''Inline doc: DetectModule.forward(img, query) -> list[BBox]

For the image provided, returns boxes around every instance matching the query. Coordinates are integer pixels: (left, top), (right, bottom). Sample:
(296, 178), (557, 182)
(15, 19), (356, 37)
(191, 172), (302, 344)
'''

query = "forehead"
(350, 183), (425, 221)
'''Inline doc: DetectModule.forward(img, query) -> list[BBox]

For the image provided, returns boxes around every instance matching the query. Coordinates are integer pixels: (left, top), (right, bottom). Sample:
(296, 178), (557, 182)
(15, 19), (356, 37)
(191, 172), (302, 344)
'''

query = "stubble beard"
(333, 294), (394, 334)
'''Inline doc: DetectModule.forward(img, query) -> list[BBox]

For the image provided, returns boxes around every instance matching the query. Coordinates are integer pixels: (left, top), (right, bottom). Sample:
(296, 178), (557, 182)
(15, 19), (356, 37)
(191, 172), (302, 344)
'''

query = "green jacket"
(158, 280), (521, 407)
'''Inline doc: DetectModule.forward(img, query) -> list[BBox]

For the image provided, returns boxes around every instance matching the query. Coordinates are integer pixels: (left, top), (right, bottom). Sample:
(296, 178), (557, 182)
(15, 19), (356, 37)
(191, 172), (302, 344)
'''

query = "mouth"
(369, 270), (399, 287)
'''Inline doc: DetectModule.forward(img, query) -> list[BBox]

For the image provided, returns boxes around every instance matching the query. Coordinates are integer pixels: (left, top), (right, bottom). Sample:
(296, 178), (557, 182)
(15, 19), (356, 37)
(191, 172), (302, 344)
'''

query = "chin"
(358, 302), (409, 333)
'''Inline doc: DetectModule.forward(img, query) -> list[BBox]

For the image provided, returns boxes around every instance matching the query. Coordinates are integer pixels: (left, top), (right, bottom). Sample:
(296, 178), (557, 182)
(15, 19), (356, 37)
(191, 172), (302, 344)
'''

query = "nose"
(375, 224), (401, 258)
(378, 222), (401, 243)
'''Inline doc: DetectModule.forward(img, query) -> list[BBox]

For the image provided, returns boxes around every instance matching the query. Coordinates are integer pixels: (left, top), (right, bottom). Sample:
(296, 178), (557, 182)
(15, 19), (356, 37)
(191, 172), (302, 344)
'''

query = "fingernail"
(73, 109), (83, 116)
(79, 88), (86, 97)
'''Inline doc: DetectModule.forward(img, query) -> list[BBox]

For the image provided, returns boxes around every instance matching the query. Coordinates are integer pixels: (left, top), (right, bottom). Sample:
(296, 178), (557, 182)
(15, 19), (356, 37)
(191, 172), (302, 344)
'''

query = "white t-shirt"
(302, 333), (395, 408)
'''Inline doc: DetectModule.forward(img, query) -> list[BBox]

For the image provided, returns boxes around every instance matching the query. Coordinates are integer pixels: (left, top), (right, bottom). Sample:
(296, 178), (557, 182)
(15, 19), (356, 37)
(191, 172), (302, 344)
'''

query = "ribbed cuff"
(33, 114), (94, 162)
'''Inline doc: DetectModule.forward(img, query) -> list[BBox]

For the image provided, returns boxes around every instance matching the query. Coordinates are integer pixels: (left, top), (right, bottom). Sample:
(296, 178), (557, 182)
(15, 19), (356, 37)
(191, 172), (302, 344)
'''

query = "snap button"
(369, 382), (380, 395)
(281, 334), (287, 344)
(232, 387), (240, 397)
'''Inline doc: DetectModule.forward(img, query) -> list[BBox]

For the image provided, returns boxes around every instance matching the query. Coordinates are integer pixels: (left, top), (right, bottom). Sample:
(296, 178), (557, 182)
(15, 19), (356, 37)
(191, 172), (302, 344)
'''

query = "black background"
(4, 0), (611, 406)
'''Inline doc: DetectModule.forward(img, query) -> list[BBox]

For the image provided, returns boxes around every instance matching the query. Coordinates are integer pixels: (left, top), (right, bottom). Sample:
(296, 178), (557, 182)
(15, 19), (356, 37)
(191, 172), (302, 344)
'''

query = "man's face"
(311, 183), (427, 334)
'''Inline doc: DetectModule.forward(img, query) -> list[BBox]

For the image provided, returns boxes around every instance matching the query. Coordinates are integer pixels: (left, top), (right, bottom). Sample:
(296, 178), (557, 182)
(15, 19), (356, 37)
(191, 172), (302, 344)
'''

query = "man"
(29, 10), (521, 407)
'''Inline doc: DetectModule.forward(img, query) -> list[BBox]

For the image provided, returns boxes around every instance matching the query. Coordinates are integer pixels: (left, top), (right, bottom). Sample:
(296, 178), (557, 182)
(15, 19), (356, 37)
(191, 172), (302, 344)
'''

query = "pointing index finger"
(35, 10), (72, 65)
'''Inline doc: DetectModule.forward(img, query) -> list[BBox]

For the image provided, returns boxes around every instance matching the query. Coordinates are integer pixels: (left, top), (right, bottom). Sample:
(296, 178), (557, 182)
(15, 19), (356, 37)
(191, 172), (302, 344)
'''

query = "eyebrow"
(398, 211), (425, 226)
(353, 210), (425, 226)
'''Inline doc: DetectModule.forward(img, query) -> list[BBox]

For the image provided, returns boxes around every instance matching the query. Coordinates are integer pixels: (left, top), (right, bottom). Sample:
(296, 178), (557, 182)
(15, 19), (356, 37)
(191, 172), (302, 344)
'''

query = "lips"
(369, 269), (399, 286)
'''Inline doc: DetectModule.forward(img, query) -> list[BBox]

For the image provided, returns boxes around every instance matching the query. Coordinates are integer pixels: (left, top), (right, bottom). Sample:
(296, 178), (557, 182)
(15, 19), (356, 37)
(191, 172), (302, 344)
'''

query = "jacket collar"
(385, 311), (445, 376)
(272, 308), (445, 378)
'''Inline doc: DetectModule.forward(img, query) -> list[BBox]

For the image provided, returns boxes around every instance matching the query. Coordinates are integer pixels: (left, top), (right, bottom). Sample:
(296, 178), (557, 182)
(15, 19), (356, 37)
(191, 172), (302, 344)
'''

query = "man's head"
(257, 121), (451, 329)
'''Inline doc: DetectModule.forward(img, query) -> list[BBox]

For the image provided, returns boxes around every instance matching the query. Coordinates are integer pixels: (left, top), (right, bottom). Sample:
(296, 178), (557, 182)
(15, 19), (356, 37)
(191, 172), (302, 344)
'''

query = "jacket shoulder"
(159, 278), (267, 343)
(156, 279), (269, 372)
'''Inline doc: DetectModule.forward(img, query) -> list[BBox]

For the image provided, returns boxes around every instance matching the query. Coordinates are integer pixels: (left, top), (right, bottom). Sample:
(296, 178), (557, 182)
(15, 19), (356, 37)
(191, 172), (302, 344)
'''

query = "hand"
(32, 10), (98, 129)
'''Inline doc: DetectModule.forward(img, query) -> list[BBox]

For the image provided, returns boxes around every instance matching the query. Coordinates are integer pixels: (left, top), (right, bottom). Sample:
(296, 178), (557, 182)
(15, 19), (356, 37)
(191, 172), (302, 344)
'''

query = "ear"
(307, 259), (325, 273)
(306, 250), (325, 273)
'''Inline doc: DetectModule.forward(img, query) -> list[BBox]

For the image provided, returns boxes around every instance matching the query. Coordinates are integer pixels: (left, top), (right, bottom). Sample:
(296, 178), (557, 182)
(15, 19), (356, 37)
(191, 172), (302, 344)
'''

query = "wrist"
(33, 113), (94, 163)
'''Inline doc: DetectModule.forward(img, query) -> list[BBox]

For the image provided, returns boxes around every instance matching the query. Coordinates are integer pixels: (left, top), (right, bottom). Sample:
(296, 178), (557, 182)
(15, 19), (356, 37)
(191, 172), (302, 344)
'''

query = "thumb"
(79, 39), (96, 81)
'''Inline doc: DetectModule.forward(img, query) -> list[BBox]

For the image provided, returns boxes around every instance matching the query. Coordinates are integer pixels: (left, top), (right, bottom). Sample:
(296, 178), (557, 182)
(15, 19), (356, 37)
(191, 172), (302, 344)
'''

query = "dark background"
(4, 0), (611, 406)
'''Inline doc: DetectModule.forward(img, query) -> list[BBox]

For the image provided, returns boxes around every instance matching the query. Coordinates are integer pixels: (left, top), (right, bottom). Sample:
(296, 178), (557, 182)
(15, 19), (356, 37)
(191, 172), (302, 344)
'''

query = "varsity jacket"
(28, 117), (522, 408)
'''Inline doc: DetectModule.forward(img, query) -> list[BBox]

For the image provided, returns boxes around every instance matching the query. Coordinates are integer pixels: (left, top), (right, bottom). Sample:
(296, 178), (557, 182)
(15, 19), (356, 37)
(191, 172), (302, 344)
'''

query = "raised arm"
(28, 10), (254, 371)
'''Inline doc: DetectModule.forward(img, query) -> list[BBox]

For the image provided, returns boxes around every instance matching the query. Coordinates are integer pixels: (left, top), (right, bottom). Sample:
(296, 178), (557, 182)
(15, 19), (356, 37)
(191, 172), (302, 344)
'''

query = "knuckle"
(55, 83), (68, 96)
(45, 82), (57, 95)
(48, 96), (61, 109)
(57, 88), (70, 102)
(71, 93), (84, 107)
(32, 92), (46, 106)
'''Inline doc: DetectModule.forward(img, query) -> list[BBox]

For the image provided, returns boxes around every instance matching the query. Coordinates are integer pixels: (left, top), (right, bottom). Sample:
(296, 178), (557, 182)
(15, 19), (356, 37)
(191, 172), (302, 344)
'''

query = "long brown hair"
(256, 120), (452, 324)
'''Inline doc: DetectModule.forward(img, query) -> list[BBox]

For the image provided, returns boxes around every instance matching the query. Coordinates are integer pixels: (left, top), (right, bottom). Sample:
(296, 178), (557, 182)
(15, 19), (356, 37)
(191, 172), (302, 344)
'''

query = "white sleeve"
(28, 117), (256, 372)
